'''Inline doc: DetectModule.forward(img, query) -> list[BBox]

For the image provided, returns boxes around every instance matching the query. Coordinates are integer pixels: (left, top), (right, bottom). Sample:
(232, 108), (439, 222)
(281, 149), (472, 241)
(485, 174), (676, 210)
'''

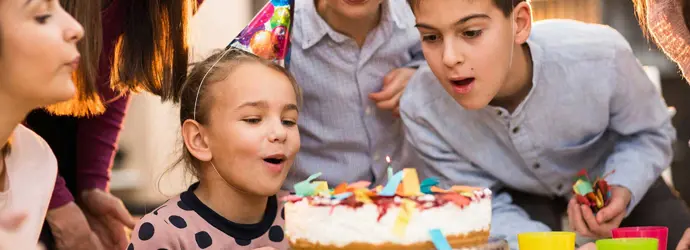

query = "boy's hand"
(568, 186), (631, 238)
(369, 68), (416, 117)
(677, 228), (690, 250)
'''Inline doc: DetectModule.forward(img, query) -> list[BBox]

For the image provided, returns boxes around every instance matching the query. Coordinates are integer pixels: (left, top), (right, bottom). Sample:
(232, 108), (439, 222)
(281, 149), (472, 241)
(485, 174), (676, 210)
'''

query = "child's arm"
(400, 101), (550, 249)
(603, 45), (676, 215)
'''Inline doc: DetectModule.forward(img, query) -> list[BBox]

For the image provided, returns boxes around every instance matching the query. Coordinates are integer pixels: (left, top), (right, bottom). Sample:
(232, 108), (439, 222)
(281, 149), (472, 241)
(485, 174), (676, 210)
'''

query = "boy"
(284, 0), (425, 188)
(400, 0), (690, 249)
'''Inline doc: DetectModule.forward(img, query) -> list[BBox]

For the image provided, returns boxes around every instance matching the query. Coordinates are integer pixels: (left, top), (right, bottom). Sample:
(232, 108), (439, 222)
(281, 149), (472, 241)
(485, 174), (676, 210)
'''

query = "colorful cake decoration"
(572, 169), (615, 213)
(227, 0), (294, 67)
(287, 167), (492, 244)
(429, 229), (453, 250)
(293, 172), (322, 196)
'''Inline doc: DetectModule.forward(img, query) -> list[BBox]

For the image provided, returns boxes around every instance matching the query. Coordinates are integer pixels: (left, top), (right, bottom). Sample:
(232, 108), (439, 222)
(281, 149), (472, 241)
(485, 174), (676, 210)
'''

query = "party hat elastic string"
(192, 47), (234, 121)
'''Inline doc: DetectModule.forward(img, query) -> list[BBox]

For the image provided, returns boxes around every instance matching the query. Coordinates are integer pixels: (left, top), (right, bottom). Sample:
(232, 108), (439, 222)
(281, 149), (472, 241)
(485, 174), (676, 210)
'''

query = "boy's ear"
(182, 119), (213, 162)
(513, 2), (532, 45)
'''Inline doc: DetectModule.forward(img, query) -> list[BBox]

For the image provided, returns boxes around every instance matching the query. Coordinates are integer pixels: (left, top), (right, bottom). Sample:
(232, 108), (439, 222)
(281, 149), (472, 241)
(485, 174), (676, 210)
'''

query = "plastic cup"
(612, 226), (668, 250)
(596, 238), (658, 250)
(517, 232), (575, 250)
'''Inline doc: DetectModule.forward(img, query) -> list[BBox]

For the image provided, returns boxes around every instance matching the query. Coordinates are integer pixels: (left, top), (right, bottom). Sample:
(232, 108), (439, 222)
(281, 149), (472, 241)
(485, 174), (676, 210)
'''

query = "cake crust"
(289, 230), (490, 250)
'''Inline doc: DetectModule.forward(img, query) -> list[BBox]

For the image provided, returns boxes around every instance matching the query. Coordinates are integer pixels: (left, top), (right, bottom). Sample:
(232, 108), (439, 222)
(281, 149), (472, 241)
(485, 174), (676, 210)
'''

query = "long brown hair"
(633, 0), (690, 38)
(47, 0), (197, 117)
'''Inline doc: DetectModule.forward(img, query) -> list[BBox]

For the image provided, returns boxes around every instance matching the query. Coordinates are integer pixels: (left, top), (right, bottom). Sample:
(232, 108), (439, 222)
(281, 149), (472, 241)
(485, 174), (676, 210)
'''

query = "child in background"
(285, 0), (425, 188)
(401, 0), (690, 248)
(129, 49), (301, 250)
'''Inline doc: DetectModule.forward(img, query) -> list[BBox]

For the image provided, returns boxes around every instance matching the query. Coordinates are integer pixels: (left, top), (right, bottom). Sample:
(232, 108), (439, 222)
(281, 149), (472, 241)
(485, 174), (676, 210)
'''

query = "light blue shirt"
(400, 20), (675, 249)
(285, 0), (425, 188)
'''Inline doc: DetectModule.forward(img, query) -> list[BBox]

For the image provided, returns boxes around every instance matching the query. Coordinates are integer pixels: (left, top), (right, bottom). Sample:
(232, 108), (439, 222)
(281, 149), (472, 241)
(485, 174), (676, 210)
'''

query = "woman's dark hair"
(168, 49), (302, 181)
(47, 0), (197, 116)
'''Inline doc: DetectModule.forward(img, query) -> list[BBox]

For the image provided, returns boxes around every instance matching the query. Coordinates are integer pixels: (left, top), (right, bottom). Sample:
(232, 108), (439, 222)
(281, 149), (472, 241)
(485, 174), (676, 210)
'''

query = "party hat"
(227, 0), (294, 68)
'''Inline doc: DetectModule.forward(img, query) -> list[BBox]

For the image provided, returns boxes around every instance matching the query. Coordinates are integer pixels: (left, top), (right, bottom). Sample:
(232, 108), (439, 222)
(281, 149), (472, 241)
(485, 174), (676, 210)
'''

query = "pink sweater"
(129, 184), (288, 250)
(0, 125), (57, 244)
(647, 0), (690, 80)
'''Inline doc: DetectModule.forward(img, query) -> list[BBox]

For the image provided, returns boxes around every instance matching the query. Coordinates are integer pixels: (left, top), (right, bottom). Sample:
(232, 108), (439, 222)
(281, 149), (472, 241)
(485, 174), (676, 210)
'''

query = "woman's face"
(0, 0), (83, 111)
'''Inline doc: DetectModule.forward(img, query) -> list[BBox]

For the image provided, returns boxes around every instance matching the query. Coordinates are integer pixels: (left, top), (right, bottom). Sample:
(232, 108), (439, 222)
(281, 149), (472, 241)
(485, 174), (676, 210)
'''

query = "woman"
(0, 0), (83, 248)
(26, 0), (200, 249)
(632, 0), (690, 249)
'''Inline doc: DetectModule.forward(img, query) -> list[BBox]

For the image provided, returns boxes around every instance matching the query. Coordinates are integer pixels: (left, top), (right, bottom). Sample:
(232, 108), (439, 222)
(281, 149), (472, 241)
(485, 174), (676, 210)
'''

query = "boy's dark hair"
(407, 0), (526, 17)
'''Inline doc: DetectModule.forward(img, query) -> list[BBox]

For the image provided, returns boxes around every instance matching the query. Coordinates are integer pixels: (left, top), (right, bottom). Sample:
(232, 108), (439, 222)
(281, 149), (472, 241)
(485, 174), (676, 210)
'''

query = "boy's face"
(318, 0), (383, 20)
(412, 0), (516, 110)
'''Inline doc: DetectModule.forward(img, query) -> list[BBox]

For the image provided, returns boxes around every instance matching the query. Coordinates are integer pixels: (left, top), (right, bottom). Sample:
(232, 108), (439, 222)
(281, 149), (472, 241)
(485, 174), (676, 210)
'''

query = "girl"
(129, 49), (300, 250)
(0, 0), (83, 247)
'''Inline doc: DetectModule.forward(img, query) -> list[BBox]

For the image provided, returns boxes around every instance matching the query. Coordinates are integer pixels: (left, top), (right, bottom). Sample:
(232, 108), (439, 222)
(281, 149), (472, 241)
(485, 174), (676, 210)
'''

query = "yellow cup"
(518, 232), (576, 250)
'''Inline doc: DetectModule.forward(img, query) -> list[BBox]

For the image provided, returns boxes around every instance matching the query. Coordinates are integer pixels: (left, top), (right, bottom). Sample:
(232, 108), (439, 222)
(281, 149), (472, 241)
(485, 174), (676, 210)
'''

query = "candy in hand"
(572, 169), (615, 213)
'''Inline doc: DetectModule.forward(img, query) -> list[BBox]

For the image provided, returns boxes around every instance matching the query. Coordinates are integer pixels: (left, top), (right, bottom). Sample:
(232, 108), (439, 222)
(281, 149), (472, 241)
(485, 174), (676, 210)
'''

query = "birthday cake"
(283, 169), (493, 250)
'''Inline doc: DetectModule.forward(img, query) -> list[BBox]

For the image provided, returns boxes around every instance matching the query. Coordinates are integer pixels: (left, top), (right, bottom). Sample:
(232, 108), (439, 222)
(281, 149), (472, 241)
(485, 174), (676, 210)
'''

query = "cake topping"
(393, 199), (416, 237)
(429, 229), (453, 250)
(380, 170), (405, 196)
(401, 168), (423, 196)
(420, 177), (440, 194)
(285, 168), (491, 209)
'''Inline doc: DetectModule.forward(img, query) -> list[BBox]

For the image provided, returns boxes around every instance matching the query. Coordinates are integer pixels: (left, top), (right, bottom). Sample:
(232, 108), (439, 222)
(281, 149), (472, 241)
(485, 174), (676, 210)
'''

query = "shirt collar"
(296, 0), (409, 49)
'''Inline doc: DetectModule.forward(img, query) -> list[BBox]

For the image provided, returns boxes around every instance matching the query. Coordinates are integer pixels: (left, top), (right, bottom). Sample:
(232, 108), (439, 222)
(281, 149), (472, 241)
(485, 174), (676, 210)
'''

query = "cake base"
(289, 230), (490, 250)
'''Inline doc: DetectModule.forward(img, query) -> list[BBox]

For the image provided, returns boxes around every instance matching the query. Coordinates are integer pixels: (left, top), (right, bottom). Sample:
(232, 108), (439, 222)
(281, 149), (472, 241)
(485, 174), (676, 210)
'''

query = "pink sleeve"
(130, 215), (183, 250)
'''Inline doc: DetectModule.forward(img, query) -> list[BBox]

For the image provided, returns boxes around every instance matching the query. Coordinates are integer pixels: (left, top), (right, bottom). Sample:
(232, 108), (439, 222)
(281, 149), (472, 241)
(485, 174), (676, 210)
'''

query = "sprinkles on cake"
(282, 168), (492, 242)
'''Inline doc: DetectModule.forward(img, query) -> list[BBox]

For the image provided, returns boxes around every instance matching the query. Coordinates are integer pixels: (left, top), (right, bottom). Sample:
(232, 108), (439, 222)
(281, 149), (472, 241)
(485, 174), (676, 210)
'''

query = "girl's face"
(205, 62), (300, 196)
(0, 0), (83, 110)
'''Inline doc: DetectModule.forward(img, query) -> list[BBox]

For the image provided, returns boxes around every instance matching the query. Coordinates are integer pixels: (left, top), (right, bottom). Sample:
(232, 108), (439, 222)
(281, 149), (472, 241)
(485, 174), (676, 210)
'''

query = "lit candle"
(386, 156), (393, 180)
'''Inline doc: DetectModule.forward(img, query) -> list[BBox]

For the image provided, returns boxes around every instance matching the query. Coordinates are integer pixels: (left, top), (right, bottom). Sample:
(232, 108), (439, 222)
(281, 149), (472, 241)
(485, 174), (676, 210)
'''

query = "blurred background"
(115, 0), (690, 215)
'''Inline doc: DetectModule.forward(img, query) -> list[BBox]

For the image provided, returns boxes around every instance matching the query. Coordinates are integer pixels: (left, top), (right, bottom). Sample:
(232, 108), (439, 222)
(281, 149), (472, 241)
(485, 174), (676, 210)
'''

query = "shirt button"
(512, 126), (520, 134)
(373, 153), (380, 161)
(533, 163), (540, 169)
(365, 106), (373, 115)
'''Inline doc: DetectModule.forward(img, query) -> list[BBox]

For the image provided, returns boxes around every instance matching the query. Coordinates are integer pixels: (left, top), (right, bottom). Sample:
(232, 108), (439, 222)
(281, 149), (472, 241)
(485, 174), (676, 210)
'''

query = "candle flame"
(386, 156), (391, 163)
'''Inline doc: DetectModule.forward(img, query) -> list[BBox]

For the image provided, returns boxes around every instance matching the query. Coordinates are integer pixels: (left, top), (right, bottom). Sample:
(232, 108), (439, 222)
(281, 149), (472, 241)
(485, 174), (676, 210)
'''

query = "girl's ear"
(182, 119), (213, 162)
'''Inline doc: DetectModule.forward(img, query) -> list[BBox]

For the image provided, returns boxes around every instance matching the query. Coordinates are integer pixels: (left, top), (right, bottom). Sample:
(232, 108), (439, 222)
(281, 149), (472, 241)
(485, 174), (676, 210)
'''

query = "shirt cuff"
(48, 176), (75, 209)
(76, 174), (110, 192)
(605, 169), (656, 216)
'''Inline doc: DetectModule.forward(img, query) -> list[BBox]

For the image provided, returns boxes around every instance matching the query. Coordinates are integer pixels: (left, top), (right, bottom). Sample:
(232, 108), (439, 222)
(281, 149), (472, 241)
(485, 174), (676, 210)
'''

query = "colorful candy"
(572, 169), (615, 213)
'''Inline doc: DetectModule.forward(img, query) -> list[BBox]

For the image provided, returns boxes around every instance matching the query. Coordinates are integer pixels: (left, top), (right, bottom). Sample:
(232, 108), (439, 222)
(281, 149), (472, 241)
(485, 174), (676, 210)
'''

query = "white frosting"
(285, 196), (492, 247)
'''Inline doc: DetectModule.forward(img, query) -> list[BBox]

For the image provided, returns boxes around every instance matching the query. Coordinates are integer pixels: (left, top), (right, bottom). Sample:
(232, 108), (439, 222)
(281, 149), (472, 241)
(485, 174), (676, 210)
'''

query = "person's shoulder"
(401, 65), (454, 118)
(130, 197), (186, 247)
(389, 0), (416, 26)
(9, 125), (56, 172)
(531, 20), (632, 62)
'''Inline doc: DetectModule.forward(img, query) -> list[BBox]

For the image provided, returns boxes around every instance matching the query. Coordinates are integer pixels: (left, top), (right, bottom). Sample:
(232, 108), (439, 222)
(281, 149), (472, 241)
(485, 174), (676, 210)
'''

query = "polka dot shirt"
(129, 183), (288, 250)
